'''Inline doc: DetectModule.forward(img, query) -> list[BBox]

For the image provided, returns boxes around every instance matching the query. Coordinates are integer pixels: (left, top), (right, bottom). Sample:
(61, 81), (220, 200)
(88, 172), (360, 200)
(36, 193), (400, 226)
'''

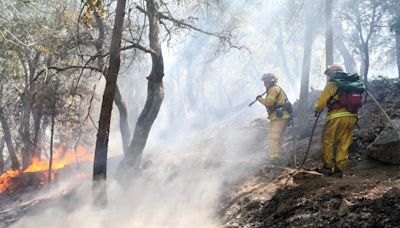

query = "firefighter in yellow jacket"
(315, 64), (358, 177)
(257, 73), (290, 165)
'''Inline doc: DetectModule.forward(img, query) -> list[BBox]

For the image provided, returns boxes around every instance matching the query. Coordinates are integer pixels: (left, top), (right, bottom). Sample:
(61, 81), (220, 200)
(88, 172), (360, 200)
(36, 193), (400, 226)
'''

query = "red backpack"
(327, 72), (366, 113)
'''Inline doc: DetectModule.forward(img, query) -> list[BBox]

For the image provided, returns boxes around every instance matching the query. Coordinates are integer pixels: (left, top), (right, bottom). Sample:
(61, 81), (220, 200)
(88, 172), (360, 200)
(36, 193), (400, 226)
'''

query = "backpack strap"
(327, 88), (339, 111)
(275, 85), (288, 103)
(271, 85), (283, 110)
(273, 85), (293, 112)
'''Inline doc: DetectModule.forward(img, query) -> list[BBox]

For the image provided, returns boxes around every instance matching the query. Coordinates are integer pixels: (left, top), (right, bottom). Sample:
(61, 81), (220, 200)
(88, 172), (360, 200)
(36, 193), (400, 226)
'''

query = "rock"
(338, 199), (353, 216)
(367, 119), (400, 164)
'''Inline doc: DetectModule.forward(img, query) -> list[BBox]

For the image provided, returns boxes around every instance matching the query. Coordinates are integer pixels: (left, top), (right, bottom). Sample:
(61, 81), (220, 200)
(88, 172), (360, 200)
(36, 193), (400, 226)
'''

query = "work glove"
(256, 95), (262, 100)
(314, 111), (320, 117)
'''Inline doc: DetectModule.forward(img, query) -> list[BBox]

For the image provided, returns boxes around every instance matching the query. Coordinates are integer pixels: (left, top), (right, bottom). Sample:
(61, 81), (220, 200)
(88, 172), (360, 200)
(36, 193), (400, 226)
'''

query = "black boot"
(332, 167), (344, 178)
(316, 167), (334, 176)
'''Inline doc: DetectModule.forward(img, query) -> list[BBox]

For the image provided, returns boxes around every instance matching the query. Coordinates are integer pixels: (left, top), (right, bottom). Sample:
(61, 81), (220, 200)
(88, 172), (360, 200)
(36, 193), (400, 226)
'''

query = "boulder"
(367, 119), (400, 164)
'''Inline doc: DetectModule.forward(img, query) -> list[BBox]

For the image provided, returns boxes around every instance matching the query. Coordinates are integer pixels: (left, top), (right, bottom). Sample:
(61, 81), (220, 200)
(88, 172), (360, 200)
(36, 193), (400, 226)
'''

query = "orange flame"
(0, 145), (92, 193)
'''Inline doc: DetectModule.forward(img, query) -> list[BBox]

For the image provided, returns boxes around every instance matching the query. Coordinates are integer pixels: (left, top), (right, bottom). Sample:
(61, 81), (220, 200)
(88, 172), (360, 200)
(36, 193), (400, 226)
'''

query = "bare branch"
(122, 42), (157, 54)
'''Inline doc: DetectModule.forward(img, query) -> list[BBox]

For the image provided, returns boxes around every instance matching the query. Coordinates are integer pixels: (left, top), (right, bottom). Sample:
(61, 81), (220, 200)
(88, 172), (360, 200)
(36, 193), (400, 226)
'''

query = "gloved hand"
(314, 111), (320, 117)
(256, 95), (262, 100)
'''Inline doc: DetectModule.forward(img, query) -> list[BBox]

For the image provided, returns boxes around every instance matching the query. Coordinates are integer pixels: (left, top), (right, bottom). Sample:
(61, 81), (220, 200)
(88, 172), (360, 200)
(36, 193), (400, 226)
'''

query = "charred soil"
(222, 78), (400, 228)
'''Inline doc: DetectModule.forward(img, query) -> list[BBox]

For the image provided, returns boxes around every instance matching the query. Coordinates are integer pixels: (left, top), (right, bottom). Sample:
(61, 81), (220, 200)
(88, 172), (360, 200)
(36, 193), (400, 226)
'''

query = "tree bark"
(297, 1), (316, 136)
(362, 44), (370, 82)
(395, 28), (400, 78)
(20, 52), (40, 168)
(334, 22), (357, 73)
(0, 137), (5, 174)
(123, 0), (164, 170)
(325, 0), (334, 67)
(32, 106), (43, 158)
(21, 92), (32, 169)
(94, 11), (131, 155)
(114, 86), (131, 154)
(92, 0), (127, 207)
(0, 108), (20, 170)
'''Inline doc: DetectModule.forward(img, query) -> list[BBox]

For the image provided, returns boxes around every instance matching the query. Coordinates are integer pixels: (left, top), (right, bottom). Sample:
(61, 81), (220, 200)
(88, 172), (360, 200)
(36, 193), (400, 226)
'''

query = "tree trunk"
(114, 86), (130, 154)
(92, 0), (127, 207)
(0, 137), (5, 174)
(94, 10), (131, 155)
(123, 0), (164, 170)
(297, 1), (316, 136)
(333, 21), (357, 73)
(360, 44), (370, 82)
(395, 28), (400, 78)
(335, 41), (357, 73)
(0, 108), (20, 170)
(20, 52), (40, 168)
(325, 0), (334, 67)
(21, 93), (32, 169)
(32, 107), (43, 158)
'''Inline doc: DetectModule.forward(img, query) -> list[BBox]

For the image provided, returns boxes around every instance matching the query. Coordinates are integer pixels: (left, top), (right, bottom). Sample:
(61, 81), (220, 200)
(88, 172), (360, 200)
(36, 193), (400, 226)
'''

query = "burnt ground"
(221, 163), (400, 228)
(221, 78), (400, 228)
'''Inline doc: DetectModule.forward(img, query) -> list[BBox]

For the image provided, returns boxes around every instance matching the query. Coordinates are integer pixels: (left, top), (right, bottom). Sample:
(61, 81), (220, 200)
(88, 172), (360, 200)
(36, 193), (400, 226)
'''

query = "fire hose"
(299, 111), (321, 169)
(248, 90), (267, 107)
(366, 90), (400, 140)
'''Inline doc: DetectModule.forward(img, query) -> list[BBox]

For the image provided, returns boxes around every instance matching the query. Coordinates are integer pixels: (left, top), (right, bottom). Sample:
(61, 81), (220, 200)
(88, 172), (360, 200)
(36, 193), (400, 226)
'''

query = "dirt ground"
(221, 78), (400, 228)
(221, 161), (400, 228)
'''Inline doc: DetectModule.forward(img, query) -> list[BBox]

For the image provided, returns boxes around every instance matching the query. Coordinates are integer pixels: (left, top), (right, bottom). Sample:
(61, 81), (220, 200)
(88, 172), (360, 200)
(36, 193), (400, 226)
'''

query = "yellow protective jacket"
(315, 82), (358, 121)
(258, 85), (290, 120)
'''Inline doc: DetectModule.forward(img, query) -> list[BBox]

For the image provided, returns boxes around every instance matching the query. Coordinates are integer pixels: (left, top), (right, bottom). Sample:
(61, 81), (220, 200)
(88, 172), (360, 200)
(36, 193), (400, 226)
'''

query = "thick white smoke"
(12, 107), (267, 228)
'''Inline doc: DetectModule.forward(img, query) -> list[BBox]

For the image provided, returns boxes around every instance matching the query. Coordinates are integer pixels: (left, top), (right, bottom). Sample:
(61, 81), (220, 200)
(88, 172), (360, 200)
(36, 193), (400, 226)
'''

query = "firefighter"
(314, 64), (358, 177)
(257, 73), (290, 165)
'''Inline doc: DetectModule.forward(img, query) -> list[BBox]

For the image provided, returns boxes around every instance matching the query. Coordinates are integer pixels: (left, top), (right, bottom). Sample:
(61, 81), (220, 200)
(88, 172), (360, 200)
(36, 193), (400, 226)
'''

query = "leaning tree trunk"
(297, 1), (316, 137)
(0, 108), (20, 170)
(92, 0), (127, 207)
(123, 0), (164, 170)
(334, 21), (357, 73)
(114, 87), (130, 154)
(334, 30), (357, 73)
(94, 11), (131, 155)
(0, 137), (5, 174)
(325, 0), (334, 67)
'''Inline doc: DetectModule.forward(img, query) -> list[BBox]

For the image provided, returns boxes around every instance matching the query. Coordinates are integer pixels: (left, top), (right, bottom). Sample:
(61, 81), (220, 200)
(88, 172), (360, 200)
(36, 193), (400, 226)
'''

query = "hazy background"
(7, 0), (399, 227)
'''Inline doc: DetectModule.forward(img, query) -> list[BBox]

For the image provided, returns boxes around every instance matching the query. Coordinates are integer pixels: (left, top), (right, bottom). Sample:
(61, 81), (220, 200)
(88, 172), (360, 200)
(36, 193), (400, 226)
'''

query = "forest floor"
(221, 157), (400, 227)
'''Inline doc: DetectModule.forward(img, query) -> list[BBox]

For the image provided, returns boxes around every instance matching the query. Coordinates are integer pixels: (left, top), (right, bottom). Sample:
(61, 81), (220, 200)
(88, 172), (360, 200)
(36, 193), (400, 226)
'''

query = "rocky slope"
(221, 78), (400, 228)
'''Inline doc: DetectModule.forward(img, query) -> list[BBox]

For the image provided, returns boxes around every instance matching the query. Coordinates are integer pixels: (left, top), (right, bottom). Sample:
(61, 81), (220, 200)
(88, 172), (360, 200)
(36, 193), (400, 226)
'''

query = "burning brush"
(0, 145), (92, 194)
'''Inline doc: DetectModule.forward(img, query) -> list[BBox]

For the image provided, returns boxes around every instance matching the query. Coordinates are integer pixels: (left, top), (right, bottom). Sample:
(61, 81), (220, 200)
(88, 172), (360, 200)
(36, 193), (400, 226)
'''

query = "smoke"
(12, 107), (267, 228)
(11, 0), (389, 226)
(11, 2), (292, 227)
